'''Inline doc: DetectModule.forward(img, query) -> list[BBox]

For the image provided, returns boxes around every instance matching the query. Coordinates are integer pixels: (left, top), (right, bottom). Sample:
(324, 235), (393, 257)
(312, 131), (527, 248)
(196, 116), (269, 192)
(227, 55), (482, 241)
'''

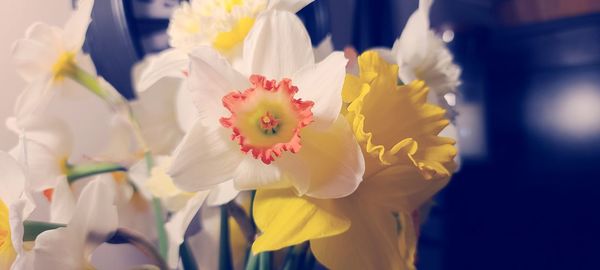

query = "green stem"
(22, 220), (65, 241)
(282, 245), (305, 270)
(66, 162), (127, 184)
(219, 205), (233, 270)
(152, 197), (168, 260)
(144, 152), (169, 261)
(258, 252), (271, 270)
(68, 64), (108, 99)
(244, 252), (259, 270)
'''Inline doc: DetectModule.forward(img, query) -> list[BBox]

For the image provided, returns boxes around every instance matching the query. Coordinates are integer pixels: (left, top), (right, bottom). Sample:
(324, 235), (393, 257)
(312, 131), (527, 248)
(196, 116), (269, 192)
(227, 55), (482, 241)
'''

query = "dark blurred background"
(85, 0), (600, 269)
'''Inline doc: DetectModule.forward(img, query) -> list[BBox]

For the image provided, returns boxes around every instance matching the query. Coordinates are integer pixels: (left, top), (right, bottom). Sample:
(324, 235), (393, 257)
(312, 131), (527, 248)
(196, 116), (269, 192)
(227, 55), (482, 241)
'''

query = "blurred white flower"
(392, 0), (461, 97)
(25, 176), (118, 270)
(10, 0), (96, 112)
(7, 116), (73, 193)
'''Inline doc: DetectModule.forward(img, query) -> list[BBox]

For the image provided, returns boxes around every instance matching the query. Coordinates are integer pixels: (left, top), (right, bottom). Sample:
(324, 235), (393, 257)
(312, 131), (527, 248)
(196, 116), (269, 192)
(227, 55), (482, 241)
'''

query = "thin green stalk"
(219, 205), (233, 270)
(66, 162), (127, 184)
(258, 252), (271, 270)
(143, 152), (168, 261)
(68, 64), (108, 99)
(244, 252), (259, 270)
(22, 220), (65, 241)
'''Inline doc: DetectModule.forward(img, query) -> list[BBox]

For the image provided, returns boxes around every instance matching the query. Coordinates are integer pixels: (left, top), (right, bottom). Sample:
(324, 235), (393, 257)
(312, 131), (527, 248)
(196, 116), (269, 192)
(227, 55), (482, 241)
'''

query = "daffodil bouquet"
(1, 0), (461, 269)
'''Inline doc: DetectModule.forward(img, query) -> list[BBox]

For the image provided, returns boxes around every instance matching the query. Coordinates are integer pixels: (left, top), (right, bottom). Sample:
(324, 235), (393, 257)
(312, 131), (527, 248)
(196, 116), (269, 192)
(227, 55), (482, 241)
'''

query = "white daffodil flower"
(168, 9), (364, 200)
(392, 0), (461, 97)
(0, 151), (35, 270)
(7, 116), (73, 193)
(26, 176), (118, 270)
(10, 0), (96, 111)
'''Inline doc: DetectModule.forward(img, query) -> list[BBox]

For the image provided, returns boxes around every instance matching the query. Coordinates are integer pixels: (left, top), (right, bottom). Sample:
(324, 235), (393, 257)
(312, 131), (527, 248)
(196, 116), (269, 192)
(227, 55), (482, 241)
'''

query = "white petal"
(63, 0), (94, 50)
(300, 117), (365, 199)
(10, 139), (63, 192)
(11, 38), (58, 82)
(242, 10), (314, 80)
(370, 47), (396, 64)
(169, 119), (242, 192)
(9, 199), (30, 269)
(206, 180), (239, 206)
(50, 176), (76, 224)
(175, 82), (199, 133)
(165, 190), (209, 269)
(292, 52), (347, 129)
(32, 175), (118, 269)
(69, 175), (118, 256)
(188, 46), (248, 128)
(395, 0), (433, 81)
(267, 0), (314, 13)
(313, 35), (334, 62)
(136, 48), (189, 92)
(0, 151), (26, 204)
(131, 77), (184, 155)
(233, 154), (308, 193)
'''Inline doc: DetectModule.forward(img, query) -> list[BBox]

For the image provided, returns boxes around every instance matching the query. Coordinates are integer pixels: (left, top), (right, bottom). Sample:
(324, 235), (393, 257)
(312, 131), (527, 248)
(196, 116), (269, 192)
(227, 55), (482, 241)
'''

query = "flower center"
(168, 0), (266, 53)
(259, 112), (280, 135)
(221, 75), (314, 164)
(52, 51), (77, 82)
(0, 199), (14, 258)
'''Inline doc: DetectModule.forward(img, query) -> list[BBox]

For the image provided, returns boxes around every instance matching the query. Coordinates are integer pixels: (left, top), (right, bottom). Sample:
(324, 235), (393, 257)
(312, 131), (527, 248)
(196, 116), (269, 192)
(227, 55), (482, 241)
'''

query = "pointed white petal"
(165, 191), (209, 269)
(206, 180), (239, 206)
(243, 10), (314, 80)
(49, 176), (76, 224)
(32, 175), (117, 270)
(267, 0), (314, 13)
(313, 35), (334, 62)
(0, 151), (26, 204)
(292, 52), (347, 129)
(300, 117), (365, 199)
(136, 49), (189, 92)
(131, 78), (184, 155)
(63, 0), (95, 50)
(233, 155), (307, 193)
(188, 46), (248, 128)
(169, 119), (242, 192)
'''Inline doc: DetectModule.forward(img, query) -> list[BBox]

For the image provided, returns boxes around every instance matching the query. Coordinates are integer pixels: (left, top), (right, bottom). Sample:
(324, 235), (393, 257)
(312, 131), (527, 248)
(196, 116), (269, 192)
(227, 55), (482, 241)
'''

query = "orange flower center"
(220, 75), (314, 164)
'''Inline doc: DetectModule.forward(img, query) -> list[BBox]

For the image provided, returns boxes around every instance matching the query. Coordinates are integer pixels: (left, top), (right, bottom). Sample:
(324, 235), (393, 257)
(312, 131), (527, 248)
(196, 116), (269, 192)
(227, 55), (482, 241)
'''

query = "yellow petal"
(252, 188), (349, 254)
(0, 199), (16, 269)
(310, 195), (408, 270)
(361, 163), (451, 212)
(398, 212), (417, 270)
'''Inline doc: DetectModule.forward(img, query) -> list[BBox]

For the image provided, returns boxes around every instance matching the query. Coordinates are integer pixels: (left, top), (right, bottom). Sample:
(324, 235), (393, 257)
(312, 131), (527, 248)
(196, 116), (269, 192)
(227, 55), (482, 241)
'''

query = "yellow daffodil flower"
(252, 51), (457, 270)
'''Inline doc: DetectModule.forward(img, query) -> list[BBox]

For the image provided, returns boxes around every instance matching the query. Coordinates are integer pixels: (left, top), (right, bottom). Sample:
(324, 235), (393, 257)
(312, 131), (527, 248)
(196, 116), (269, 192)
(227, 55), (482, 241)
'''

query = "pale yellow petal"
(252, 188), (349, 253)
(310, 195), (406, 270)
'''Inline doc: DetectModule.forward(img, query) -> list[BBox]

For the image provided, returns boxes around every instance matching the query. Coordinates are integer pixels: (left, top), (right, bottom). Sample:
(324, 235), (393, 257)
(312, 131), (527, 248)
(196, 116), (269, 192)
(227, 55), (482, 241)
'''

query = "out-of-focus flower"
(26, 176), (118, 270)
(0, 151), (35, 270)
(10, 0), (96, 111)
(7, 116), (73, 192)
(137, 0), (322, 96)
(168, 9), (363, 200)
(129, 155), (239, 269)
(392, 0), (461, 100)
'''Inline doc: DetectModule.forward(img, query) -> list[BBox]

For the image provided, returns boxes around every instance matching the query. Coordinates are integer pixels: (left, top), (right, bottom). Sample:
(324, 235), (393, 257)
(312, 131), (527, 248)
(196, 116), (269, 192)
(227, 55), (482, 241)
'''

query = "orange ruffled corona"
(220, 75), (314, 164)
